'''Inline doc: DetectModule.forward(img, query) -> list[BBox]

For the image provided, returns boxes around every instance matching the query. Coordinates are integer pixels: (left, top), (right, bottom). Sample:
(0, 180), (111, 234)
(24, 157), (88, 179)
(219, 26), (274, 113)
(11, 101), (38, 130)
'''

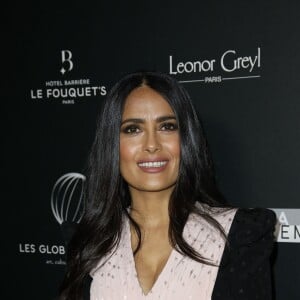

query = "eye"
(122, 124), (141, 134)
(160, 122), (178, 131)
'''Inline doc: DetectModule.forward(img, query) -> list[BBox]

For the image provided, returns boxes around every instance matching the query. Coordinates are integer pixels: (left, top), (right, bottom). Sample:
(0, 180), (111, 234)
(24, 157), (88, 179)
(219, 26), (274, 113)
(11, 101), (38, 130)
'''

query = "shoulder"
(228, 208), (276, 245)
(212, 208), (276, 300)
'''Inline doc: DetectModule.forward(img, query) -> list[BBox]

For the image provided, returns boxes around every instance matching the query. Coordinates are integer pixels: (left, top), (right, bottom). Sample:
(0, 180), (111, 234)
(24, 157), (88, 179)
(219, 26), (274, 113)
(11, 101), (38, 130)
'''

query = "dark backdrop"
(4, 1), (300, 299)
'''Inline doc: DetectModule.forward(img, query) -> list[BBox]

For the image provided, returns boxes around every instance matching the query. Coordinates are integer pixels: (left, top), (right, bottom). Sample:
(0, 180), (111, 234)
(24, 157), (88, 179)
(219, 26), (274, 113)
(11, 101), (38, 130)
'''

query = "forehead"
(122, 86), (174, 117)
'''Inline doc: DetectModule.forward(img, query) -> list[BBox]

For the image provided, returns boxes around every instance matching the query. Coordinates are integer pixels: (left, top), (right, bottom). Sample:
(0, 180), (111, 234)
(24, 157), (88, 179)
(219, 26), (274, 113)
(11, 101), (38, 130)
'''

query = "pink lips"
(137, 160), (169, 173)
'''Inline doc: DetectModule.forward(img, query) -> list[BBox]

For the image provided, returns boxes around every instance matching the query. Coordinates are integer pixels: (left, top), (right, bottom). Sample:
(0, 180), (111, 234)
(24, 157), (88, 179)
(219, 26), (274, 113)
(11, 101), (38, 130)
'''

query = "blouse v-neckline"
(126, 219), (175, 296)
(90, 207), (237, 300)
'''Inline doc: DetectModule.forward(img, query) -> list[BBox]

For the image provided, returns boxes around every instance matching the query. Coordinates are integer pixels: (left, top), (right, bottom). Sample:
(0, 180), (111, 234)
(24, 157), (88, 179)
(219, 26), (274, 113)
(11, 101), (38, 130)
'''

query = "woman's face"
(120, 85), (180, 194)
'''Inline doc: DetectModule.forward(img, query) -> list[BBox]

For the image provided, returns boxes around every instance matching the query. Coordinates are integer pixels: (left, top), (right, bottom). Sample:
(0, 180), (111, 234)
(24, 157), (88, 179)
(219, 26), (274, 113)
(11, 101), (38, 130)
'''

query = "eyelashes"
(160, 122), (178, 131)
(121, 122), (178, 134)
(122, 125), (141, 134)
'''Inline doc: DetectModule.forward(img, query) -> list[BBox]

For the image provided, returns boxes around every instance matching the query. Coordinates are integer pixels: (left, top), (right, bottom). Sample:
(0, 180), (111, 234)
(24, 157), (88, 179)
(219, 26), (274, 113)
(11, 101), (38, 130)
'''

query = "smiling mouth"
(137, 161), (168, 168)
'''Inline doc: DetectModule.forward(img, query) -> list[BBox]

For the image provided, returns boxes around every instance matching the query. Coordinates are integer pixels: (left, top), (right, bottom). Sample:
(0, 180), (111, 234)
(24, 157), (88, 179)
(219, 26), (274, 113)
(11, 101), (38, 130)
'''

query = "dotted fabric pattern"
(89, 208), (237, 300)
(212, 208), (276, 300)
(78, 208), (276, 300)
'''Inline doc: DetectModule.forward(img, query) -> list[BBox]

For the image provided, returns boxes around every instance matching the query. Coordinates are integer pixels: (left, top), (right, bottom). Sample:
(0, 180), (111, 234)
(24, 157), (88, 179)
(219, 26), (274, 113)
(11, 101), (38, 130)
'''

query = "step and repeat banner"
(5, 1), (300, 299)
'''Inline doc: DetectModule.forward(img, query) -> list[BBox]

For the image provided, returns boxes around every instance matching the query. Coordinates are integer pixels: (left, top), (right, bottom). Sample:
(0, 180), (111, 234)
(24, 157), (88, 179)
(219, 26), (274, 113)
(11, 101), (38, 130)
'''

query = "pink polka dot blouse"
(90, 207), (237, 300)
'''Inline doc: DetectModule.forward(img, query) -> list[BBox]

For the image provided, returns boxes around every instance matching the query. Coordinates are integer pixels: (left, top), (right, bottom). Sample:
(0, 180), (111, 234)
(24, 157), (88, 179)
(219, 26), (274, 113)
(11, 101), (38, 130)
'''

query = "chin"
(130, 182), (176, 193)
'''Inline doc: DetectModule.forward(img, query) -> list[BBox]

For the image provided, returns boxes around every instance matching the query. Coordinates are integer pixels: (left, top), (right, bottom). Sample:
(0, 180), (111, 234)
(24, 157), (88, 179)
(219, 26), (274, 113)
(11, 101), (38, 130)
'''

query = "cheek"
(171, 139), (181, 172)
(119, 139), (138, 169)
(119, 144), (129, 179)
(174, 141), (181, 157)
(165, 137), (180, 159)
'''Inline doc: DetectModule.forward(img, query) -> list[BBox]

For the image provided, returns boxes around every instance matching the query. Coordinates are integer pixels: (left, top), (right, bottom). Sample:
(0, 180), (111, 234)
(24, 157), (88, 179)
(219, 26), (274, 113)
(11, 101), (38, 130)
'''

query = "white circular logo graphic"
(51, 173), (86, 224)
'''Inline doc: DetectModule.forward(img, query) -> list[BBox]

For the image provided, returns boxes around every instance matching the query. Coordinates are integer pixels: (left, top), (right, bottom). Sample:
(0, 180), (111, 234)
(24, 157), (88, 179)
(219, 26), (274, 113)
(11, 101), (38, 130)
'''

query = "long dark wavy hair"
(59, 71), (230, 300)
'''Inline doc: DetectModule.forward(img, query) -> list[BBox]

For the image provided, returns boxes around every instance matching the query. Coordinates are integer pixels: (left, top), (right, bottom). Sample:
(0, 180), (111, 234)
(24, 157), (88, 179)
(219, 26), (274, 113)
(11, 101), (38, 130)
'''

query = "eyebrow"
(121, 115), (177, 125)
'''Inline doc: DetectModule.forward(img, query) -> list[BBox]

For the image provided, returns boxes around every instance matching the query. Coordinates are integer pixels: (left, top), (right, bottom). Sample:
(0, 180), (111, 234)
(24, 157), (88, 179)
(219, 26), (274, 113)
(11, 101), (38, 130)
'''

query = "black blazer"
(63, 208), (276, 300)
(212, 208), (276, 300)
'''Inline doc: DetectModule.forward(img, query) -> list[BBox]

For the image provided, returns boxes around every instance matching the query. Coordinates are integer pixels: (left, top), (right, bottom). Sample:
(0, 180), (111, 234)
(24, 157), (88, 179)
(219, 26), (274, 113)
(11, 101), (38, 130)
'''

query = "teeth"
(138, 161), (167, 168)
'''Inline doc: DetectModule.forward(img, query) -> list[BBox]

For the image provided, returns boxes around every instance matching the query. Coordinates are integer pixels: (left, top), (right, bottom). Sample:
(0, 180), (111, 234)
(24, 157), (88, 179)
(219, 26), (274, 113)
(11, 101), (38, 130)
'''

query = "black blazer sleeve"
(212, 208), (276, 300)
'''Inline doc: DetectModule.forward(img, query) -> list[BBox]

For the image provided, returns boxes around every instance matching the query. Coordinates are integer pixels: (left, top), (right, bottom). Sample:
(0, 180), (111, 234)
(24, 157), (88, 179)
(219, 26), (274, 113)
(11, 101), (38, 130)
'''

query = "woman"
(59, 71), (276, 300)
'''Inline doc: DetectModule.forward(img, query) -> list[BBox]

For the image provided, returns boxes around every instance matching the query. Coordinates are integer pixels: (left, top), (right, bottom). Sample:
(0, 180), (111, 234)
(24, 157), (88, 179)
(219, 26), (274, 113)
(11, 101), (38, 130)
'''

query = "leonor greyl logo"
(169, 47), (261, 83)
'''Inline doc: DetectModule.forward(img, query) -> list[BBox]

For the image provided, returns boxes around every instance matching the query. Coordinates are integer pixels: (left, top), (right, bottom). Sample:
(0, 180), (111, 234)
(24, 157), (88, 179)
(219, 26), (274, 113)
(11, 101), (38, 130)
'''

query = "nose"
(143, 131), (161, 153)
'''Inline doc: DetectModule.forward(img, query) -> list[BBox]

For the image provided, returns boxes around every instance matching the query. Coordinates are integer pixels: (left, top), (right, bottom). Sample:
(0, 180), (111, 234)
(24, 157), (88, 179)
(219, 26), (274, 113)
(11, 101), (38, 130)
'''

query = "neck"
(129, 188), (172, 229)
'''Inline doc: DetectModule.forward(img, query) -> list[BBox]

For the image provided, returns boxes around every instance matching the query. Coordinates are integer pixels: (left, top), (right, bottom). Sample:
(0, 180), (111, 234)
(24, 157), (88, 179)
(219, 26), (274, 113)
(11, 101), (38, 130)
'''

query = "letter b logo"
(60, 50), (73, 75)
